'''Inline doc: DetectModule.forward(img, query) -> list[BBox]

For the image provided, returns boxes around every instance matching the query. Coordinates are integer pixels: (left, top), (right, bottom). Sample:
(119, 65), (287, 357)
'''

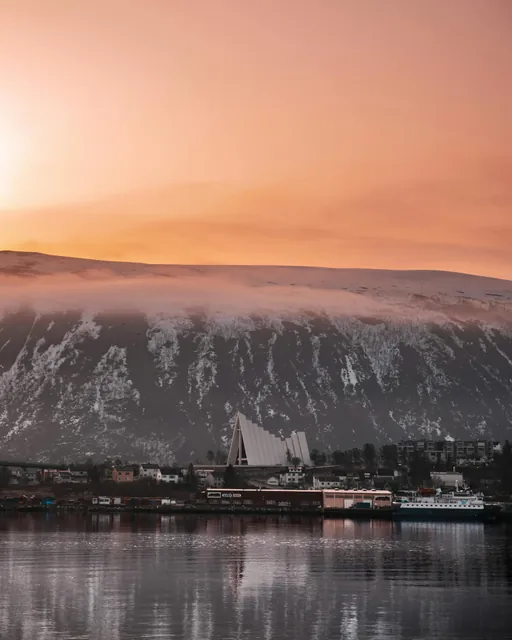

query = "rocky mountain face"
(1, 251), (512, 463)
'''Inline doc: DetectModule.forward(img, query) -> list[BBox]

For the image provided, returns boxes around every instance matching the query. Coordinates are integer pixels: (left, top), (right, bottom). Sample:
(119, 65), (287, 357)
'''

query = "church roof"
(227, 412), (312, 466)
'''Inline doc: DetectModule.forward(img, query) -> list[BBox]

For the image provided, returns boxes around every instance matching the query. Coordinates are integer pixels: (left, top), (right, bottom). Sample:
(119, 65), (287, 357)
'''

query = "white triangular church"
(227, 412), (312, 467)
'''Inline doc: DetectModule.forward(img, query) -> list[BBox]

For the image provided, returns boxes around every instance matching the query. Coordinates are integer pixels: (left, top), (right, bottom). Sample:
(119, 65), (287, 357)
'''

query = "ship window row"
(416, 502), (475, 507)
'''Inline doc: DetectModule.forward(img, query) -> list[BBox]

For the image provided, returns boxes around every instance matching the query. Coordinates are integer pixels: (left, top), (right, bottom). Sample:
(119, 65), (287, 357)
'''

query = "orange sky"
(1, 1), (511, 278)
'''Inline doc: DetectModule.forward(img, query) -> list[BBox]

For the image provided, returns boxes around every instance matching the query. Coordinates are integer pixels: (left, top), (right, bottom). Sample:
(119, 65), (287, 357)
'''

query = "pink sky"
(1, 1), (511, 277)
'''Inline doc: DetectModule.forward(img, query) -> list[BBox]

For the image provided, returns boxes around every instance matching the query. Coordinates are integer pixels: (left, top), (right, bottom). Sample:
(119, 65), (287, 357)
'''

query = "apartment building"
(398, 439), (499, 464)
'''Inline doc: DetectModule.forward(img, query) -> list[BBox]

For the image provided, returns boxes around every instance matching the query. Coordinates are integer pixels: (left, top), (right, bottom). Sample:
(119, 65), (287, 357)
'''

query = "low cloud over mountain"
(1, 251), (511, 462)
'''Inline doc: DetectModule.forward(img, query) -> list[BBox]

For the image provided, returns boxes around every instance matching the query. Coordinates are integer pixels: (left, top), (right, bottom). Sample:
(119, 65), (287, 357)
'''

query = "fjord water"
(0, 515), (511, 640)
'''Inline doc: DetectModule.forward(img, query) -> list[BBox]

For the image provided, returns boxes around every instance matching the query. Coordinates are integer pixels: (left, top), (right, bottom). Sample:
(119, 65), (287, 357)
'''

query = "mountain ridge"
(0, 251), (511, 462)
(2, 249), (512, 283)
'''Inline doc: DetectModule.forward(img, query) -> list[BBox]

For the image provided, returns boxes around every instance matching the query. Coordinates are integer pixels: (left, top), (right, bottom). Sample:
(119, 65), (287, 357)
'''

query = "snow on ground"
(1, 250), (512, 323)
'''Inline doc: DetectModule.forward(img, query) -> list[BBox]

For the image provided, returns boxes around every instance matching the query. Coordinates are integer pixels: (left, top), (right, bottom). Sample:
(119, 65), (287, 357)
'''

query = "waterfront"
(1, 514), (511, 640)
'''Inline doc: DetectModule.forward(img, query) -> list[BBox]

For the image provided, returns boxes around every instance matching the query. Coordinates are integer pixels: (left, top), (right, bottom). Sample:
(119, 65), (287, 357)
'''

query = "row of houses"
(3, 464), (187, 486)
(263, 466), (466, 491)
(2, 454), (481, 491)
(7, 467), (89, 486)
(260, 466), (400, 490)
(109, 465), (226, 487)
(2, 462), (226, 488)
(109, 464), (183, 484)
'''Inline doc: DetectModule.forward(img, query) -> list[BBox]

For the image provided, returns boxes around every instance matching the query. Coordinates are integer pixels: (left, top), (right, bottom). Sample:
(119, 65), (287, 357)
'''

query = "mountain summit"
(1, 251), (511, 462)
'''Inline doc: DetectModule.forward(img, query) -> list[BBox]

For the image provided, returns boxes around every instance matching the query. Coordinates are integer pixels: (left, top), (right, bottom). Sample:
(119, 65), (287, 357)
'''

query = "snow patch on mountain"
(0, 252), (511, 461)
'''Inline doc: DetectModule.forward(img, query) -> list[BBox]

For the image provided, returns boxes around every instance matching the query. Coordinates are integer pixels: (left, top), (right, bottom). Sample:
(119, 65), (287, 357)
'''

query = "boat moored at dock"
(392, 489), (501, 522)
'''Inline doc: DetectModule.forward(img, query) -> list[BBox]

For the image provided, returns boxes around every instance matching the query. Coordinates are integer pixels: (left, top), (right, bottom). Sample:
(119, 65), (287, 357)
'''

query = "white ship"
(392, 488), (499, 522)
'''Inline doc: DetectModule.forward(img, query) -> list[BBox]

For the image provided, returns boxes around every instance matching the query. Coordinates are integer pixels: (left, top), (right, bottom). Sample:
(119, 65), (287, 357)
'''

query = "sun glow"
(0, 125), (23, 209)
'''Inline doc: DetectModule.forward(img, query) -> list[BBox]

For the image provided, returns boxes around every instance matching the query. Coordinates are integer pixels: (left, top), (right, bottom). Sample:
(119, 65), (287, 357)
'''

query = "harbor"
(2, 487), (511, 523)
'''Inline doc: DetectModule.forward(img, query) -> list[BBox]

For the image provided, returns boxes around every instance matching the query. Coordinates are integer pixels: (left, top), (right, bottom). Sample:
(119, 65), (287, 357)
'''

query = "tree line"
(309, 443), (395, 470)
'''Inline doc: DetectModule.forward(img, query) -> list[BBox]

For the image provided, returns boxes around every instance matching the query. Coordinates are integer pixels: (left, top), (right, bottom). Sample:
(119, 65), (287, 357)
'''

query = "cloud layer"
(1, 257), (512, 325)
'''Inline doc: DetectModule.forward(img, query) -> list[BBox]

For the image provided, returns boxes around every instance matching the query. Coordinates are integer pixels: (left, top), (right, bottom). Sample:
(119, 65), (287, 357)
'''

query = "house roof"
(116, 466), (134, 472)
(140, 464), (160, 469)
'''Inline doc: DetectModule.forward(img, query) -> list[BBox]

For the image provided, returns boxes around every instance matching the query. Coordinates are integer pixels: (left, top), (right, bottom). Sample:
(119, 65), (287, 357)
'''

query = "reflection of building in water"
(234, 534), (309, 598)
(0, 516), (510, 640)
(320, 519), (492, 595)
(226, 534), (246, 599)
(395, 521), (486, 581)
(322, 518), (393, 538)
(207, 518), (313, 603)
(0, 526), (127, 639)
(89, 512), (118, 532)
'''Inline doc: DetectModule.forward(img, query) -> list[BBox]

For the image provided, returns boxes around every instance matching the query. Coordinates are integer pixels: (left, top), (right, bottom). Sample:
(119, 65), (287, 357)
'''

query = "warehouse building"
(204, 488), (392, 510)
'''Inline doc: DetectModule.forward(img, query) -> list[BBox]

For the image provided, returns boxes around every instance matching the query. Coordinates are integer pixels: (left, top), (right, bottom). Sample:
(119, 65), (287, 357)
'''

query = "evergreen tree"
(187, 463), (198, 489)
(87, 465), (101, 485)
(351, 448), (363, 466)
(215, 450), (227, 465)
(499, 440), (512, 493)
(316, 451), (327, 466)
(409, 451), (432, 488)
(380, 444), (398, 470)
(0, 466), (11, 489)
(331, 450), (345, 466)
(223, 464), (239, 488)
(363, 443), (377, 469)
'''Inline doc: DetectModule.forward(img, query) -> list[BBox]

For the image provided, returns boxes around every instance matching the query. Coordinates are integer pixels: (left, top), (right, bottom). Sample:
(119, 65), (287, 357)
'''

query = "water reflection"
(0, 514), (511, 640)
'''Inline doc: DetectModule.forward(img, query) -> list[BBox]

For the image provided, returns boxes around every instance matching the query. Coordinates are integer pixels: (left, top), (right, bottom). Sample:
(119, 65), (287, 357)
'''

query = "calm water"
(0, 514), (511, 640)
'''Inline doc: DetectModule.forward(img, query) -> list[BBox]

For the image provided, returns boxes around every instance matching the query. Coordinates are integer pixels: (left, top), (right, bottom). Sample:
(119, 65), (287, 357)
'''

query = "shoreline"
(2, 505), (511, 523)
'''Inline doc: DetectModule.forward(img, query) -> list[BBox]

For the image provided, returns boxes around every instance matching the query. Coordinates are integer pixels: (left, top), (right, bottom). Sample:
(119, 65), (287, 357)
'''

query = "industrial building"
(205, 488), (323, 509)
(204, 488), (392, 511)
(227, 412), (312, 467)
(322, 489), (392, 510)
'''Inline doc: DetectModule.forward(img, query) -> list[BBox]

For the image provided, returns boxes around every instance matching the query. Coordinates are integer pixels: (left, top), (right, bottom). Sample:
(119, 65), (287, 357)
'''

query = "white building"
(139, 464), (162, 481)
(160, 468), (182, 484)
(194, 469), (212, 480)
(279, 466), (305, 486)
(70, 470), (89, 484)
(227, 412), (312, 467)
(205, 471), (224, 488)
(7, 466), (24, 479)
(430, 471), (464, 488)
(313, 475), (343, 490)
(23, 468), (41, 484)
(54, 470), (72, 483)
(184, 468), (214, 487)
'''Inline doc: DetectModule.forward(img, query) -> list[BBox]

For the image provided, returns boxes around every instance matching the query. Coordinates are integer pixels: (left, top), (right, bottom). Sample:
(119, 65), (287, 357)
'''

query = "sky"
(1, 1), (511, 278)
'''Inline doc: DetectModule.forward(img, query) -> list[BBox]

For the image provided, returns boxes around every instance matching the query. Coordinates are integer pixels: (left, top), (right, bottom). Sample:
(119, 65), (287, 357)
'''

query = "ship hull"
(392, 505), (500, 523)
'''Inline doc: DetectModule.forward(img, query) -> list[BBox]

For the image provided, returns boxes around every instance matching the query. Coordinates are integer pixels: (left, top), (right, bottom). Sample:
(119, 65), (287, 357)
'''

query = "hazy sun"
(0, 126), (23, 208)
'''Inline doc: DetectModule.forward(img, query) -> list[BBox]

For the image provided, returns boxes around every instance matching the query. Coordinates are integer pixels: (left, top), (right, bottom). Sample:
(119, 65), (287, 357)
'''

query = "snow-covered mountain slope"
(1, 251), (512, 462)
